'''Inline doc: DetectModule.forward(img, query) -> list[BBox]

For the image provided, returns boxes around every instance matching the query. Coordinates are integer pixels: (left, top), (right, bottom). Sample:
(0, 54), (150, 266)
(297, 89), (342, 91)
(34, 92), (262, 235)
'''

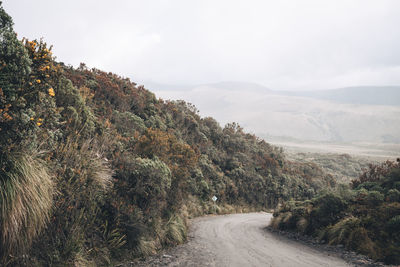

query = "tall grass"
(326, 216), (360, 246)
(55, 137), (113, 193)
(325, 217), (377, 258)
(29, 136), (114, 265)
(165, 214), (187, 245)
(0, 153), (54, 261)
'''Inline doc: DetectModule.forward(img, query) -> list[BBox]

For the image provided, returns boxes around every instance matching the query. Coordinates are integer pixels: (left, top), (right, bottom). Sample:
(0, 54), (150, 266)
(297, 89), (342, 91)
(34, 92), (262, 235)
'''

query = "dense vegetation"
(0, 4), (337, 266)
(272, 159), (400, 264)
(287, 152), (372, 182)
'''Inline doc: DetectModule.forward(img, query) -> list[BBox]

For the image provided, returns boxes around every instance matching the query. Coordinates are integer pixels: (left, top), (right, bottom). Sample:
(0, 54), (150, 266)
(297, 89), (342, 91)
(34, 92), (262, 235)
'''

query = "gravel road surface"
(132, 212), (351, 267)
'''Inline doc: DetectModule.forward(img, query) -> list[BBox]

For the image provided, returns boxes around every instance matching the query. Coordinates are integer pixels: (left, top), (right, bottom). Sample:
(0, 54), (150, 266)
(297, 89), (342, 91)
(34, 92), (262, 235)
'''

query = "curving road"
(134, 212), (351, 267)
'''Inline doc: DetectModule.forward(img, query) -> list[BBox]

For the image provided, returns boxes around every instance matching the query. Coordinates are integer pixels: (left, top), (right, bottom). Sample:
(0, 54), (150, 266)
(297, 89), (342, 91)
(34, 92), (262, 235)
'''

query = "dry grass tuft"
(296, 217), (309, 233)
(282, 212), (292, 224)
(73, 251), (96, 267)
(270, 214), (283, 229)
(0, 153), (54, 259)
(56, 138), (113, 192)
(327, 216), (359, 245)
(165, 214), (187, 245)
(135, 238), (157, 256)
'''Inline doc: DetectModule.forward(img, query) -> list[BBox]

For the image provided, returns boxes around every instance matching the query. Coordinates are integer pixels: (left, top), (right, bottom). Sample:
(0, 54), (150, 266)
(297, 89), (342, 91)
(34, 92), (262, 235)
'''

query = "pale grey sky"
(4, 0), (400, 90)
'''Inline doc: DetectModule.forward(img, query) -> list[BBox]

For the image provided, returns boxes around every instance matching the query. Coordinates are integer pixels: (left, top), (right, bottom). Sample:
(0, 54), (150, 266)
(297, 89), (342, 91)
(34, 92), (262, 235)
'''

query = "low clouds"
(4, 0), (400, 90)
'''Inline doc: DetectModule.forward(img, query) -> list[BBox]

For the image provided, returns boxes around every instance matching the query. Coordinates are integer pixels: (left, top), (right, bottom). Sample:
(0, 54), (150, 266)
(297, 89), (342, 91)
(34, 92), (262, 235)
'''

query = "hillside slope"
(0, 5), (336, 266)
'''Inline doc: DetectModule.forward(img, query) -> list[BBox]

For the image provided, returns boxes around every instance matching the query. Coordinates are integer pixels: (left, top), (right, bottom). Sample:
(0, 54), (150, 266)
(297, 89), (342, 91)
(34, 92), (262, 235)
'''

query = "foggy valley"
(153, 82), (400, 158)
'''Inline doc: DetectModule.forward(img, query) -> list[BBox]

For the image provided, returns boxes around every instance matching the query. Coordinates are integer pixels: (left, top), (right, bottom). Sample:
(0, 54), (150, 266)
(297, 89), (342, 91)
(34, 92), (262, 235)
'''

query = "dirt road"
(133, 212), (351, 267)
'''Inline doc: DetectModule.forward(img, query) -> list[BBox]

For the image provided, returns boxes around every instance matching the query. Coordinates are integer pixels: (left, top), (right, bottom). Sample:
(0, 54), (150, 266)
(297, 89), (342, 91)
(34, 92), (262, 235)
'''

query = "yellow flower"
(36, 118), (43, 126)
(36, 79), (41, 84)
(30, 117), (34, 121)
(48, 88), (55, 97)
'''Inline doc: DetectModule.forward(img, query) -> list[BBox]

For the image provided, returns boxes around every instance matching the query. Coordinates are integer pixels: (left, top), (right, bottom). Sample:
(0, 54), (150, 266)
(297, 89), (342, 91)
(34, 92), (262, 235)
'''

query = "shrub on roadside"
(272, 160), (400, 264)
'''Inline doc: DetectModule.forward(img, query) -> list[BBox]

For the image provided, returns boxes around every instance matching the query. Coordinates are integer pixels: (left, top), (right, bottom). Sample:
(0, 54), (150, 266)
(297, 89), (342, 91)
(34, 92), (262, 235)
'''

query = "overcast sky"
(4, 0), (400, 91)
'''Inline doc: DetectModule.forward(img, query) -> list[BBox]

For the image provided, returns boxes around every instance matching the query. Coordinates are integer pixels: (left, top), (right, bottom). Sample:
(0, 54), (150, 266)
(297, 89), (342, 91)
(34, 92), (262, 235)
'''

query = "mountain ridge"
(149, 81), (400, 106)
(281, 85), (400, 106)
(154, 82), (400, 144)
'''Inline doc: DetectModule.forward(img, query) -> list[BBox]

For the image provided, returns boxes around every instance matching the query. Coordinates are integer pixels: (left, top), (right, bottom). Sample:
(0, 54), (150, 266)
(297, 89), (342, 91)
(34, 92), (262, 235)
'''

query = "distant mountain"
(141, 81), (193, 92)
(144, 81), (272, 94)
(198, 81), (272, 92)
(148, 82), (400, 106)
(154, 82), (400, 143)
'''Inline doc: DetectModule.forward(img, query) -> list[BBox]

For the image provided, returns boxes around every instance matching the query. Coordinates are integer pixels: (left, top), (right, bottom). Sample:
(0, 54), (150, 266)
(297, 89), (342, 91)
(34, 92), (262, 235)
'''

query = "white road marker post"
(212, 195), (217, 213)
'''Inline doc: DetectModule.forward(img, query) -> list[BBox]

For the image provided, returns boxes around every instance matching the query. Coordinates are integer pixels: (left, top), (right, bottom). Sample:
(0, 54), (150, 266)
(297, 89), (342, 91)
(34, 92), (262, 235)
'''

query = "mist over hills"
(281, 86), (400, 106)
(152, 83), (400, 144)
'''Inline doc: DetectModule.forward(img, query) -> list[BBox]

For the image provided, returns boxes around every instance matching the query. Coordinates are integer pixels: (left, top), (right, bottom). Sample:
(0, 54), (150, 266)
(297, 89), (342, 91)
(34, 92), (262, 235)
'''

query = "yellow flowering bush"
(48, 88), (55, 97)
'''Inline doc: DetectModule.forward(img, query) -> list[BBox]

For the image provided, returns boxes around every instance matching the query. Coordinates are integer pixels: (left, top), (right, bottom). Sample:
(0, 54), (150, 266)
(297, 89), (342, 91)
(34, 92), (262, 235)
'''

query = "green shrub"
(112, 110), (146, 135)
(385, 245), (400, 265)
(356, 181), (381, 191)
(393, 181), (400, 191)
(365, 191), (384, 205)
(115, 155), (171, 214)
(335, 183), (355, 201)
(347, 227), (376, 259)
(386, 189), (400, 202)
(310, 193), (348, 229)
(387, 215), (400, 232)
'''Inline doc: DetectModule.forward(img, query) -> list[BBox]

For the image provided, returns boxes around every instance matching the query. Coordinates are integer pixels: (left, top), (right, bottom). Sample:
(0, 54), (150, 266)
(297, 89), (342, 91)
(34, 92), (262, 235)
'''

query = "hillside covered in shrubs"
(0, 4), (337, 266)
(287, 152), (372, 183)
(271, 159), (400, 264)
